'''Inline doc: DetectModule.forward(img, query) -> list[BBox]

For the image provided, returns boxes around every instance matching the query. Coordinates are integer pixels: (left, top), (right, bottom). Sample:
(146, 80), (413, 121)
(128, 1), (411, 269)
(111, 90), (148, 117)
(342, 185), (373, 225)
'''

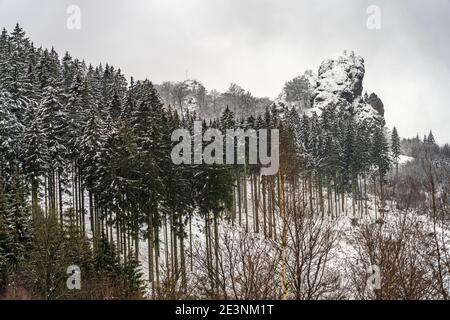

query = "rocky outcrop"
(313, 52), (365, 105)
(308, 51), (385, 126)
(367, 93), (384, 117)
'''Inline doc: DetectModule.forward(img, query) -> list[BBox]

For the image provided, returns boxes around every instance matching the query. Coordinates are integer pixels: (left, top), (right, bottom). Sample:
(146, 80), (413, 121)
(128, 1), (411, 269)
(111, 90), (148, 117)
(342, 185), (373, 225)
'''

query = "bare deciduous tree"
(192, 227), (282, 300)
(284, 203), (342, 300)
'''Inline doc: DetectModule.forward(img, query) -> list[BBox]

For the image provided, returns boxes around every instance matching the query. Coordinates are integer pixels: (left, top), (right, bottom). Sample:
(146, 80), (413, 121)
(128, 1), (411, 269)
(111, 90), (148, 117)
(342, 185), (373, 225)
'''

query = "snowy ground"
(40, 175), (449, 298)
(398, 154), (414, 165)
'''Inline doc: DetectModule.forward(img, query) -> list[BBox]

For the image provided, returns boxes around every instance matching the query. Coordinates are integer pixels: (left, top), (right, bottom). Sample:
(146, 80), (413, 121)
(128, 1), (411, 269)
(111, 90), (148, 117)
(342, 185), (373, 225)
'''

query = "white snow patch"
(398, 154), (414, 165)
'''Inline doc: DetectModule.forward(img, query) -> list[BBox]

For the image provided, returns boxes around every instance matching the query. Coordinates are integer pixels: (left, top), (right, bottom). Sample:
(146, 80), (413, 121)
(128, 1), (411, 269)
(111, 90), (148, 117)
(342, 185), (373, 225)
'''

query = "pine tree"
(79, 94), (104, 190)
(427, 130), (436, 145)
(371, 126), (391, 217)
(80, 98), (105, 243)
(391, 126), (401, 169)
(0, 28), (9, 84)
(5, 24), (34, 108)
(0, 89), (23, 163)
(342, 118), (356, 188)
(23, 101), (48, 216)
(129, 79), (167, 292)
(64, 75), (84, 158)
(4, 170), (33, 289)
(39, 86), (66, 219)
(40, 86), (66, 165)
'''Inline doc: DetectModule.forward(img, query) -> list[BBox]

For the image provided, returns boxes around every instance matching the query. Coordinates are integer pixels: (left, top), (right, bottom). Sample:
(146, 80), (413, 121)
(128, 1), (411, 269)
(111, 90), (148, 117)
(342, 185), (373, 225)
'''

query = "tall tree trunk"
(278, 171), (288, 300)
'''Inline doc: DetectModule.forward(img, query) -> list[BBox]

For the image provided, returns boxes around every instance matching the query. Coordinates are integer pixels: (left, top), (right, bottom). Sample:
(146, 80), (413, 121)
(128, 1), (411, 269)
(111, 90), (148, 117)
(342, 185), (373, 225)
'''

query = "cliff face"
(309, 51), (385, 126)
(313, 52), (365, 105)
(367, 93), (385, 117)
(272, 51), (385, 127)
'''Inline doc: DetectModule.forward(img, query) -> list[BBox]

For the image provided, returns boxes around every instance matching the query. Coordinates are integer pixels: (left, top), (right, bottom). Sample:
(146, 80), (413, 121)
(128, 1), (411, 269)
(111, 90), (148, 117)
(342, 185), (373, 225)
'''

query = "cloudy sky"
(0, 0), (449, 142)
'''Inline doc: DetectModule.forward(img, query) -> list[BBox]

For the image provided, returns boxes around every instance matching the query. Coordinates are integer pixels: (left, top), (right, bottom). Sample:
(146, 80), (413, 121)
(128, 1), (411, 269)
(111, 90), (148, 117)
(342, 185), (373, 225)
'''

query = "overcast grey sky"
(0, 0), (449, 142)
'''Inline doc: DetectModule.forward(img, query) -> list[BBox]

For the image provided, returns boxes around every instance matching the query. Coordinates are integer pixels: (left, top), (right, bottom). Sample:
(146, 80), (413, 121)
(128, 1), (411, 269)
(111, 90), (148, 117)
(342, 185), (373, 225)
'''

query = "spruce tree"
(391, 126), (401, 169)
(427, 130), (436, 145)
(23, 101), (48, 216)
(371, 126), (391, 217)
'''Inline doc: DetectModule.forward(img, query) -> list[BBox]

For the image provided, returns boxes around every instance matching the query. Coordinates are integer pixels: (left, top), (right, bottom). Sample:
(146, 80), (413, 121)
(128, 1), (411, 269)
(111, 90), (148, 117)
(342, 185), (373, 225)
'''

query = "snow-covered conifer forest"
(1, 22), (450, 300)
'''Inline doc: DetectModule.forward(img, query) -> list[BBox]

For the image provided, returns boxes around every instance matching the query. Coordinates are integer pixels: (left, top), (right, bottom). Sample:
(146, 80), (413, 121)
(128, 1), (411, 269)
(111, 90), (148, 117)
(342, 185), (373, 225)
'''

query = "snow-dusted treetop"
(272, 70), (316, 117)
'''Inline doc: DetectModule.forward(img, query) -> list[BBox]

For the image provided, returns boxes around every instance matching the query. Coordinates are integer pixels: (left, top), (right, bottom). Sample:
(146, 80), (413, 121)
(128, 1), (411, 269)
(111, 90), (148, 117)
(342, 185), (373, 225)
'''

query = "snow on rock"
(308, 50), (385, 127)
(367, 93), (385, 117)
(314, 52), (365, 104)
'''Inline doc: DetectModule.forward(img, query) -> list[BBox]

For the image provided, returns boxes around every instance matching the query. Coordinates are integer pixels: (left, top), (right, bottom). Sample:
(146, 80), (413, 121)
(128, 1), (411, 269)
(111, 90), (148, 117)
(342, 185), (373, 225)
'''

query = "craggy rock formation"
(309, 51), (385, 126)
(367, 93), (385, 117)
